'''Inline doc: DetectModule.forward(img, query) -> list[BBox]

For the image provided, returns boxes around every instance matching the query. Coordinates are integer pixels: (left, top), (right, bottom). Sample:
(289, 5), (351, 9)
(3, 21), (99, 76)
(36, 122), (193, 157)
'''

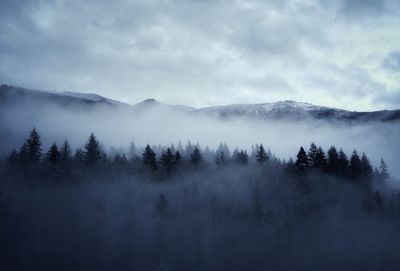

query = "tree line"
(4, 128), (390, 182)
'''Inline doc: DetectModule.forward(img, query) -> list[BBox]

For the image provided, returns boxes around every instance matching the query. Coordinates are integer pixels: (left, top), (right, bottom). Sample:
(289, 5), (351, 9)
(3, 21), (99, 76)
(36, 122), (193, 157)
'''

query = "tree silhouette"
(160, 148), (174, 174)
(327, 146), (340, 175)
(255, 144), (269, 164)
(313, 146), (328, 172)
(26, 128), (42, 164)
(83, 133), (101, 167)
(350, 150), (362, 180)
(234, 149), (249, 164)
(143, 144), (158, 171)
(45, 142), (61, 165)
(190, 146), (204, 166)
(379, 158), (389, 181)
(338, 148), (349, 177)
(60, 140), (72, 162)
(361, 153), (373, 179)
(295, 147), (309, 172)
(308, 143), (318, 167)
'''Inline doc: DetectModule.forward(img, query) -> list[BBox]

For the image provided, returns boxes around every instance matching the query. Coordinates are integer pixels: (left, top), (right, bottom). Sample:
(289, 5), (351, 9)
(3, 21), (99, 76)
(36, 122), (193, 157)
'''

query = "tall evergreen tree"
(234, 149), (249, 164)
(349, 150), (362, 180)
(338, 148), (349, 177)
(175, 150), (181, 163)
(60, 140), (72, 162)
(313, 147), (328, 171)
(255, 144), (269, 164)
(83, 133), (101, 167)
(327, 146), (340, 175)
(45, 142), (61, 165)
(215, 151), (227, 167)
(295, 147), (310, 172)
(160, 148), (174, 174)
(308, 142), (318, 167)
(190, 146), (204, 166)
(26, 128), (42, 164)
(379, 158), (389, 181)
(361, 153), (373, 179)
(143, 144), (158, 171)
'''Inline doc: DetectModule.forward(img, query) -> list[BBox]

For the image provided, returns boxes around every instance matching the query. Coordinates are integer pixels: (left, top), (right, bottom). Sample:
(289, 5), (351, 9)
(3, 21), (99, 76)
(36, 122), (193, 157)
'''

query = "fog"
(1, 98), (399, 178)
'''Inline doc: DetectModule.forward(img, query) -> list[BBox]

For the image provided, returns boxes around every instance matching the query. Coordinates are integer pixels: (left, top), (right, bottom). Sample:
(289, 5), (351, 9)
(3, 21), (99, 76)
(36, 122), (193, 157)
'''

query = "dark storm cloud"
(0, 0), (399, 110)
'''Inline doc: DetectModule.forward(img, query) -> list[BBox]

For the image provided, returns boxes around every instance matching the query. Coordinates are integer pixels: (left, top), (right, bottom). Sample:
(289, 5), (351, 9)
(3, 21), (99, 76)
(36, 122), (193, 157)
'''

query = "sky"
(0, 0), (400, 111)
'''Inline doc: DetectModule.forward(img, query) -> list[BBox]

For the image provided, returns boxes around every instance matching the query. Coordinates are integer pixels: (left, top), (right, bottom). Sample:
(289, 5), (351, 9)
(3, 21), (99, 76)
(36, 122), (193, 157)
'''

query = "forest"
(1, 128), (399, 271)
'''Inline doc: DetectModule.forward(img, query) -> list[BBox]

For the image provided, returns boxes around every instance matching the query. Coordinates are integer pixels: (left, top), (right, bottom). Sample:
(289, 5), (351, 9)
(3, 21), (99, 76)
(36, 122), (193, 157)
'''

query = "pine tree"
(45, 142), (61, 165)
(190, 146), (203, 166)
(160, 148), (174, 174)
(143, 144), (158, 171)
(60, 140), (71, 162)
(338, 148), (349, 177)
(308, 142), (318, 167)
(313, 146), (328, 171)
(234, 149), (249, 164)
(255, 144), (269, 164)
(295, 147), (309, 172)
(350, 150), (362, 180)
(74, 148), (84, 167)
(215, 151), (227, 167)
(83, 133), (101, 167)
(175, 150), (181, 163)
(26, 128), (42, 164)
(361, 153), (373, 179)
(327, 146), (340, 175)
(379, 158), (389, 181)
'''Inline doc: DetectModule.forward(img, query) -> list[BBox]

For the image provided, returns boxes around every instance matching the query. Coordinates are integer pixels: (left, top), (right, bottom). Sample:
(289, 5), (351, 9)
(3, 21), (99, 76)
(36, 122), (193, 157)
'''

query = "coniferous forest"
(1, 128), (399, 271)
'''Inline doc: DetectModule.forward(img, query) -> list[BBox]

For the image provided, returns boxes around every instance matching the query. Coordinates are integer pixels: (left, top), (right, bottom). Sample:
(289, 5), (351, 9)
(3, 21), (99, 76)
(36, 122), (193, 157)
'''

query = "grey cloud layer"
(0, 0), (399, 110)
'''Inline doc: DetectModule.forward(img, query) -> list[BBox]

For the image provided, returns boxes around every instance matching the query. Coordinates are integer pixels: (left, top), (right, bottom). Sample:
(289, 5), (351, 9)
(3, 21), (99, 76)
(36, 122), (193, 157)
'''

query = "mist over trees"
(1, 128), (400, 270)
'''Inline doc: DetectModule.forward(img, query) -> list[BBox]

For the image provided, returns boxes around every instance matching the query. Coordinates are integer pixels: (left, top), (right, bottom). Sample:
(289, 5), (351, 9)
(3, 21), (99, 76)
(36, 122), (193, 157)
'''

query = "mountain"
(1, 84), (400, 122)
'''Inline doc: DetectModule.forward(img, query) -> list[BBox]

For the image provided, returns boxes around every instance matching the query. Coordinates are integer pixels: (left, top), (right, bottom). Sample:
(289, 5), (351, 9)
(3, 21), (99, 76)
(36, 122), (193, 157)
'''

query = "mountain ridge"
(1, 84), (400, 122)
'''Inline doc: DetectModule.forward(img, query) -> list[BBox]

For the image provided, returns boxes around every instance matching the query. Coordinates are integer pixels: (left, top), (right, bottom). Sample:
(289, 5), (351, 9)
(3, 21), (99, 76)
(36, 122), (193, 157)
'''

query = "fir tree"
(350, 150), (362, 180)
(26, 128), (42, 164)
(83, 133), (101, 167)
(60, 140), (72, 162)
(45, 142), (61, 165)
(295, 147), (309, 172)
(308, 142), (318, 167)
(143, 144), (158, 171)
(190, 146), (203, 166)
(327, 146), (340, 175)
(160, 148), (174, 174)
(361, 153), (373, 179)
(234, 149), (249, 164)
(175, 150), (181, 163)
(338, 148), (349, 177)
(379, 158), (389, 181)
(313, 146), (328, 172)
(255, 144), (269, 164)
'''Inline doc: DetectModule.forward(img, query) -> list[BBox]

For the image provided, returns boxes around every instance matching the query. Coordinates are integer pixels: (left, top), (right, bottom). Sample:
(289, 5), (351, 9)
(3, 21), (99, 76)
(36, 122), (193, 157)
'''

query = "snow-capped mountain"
(1, 84), (399, 122)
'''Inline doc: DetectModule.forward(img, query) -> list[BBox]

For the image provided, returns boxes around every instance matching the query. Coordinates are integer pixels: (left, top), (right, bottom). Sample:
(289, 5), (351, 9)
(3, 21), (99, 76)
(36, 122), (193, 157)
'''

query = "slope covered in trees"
(0, 128), (399, 271)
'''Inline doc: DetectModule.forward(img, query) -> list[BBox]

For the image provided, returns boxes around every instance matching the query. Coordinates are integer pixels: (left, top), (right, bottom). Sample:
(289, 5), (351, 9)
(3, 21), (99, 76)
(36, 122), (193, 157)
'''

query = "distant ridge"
(1, 84), (400, 122)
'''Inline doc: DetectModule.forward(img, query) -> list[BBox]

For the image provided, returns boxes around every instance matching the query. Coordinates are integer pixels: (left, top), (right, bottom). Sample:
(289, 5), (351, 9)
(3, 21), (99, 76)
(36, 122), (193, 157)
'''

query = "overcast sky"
(0, 0), (400, 110)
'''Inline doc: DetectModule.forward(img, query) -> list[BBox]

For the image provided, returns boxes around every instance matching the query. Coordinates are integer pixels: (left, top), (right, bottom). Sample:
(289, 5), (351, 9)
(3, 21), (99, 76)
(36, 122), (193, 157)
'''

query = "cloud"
(0, 0), (399, 110)
(383, 51), (400, 71)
